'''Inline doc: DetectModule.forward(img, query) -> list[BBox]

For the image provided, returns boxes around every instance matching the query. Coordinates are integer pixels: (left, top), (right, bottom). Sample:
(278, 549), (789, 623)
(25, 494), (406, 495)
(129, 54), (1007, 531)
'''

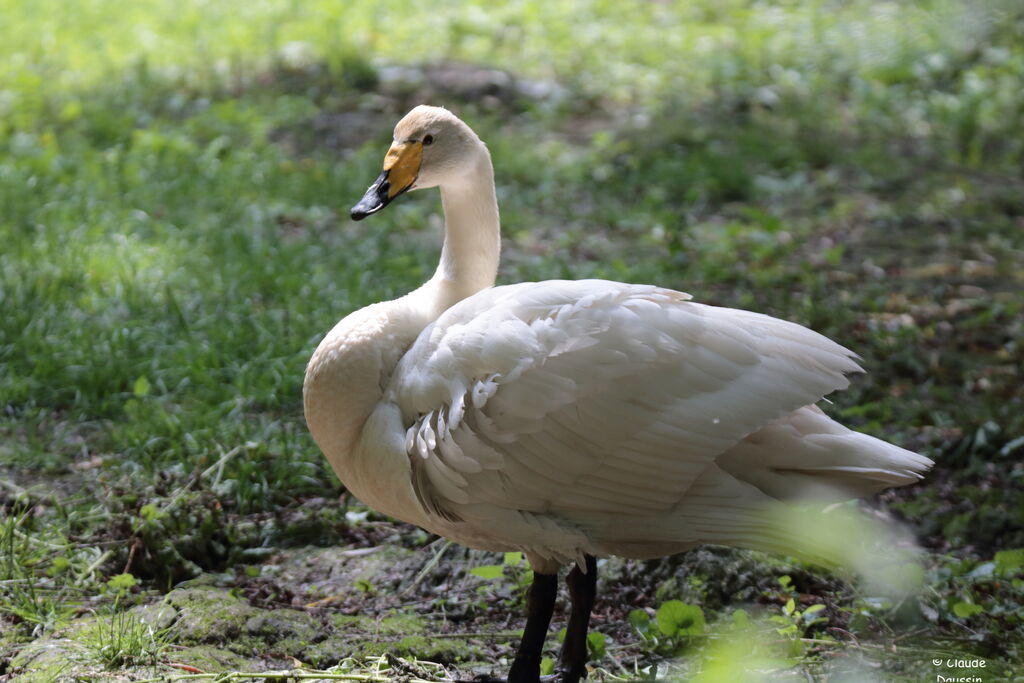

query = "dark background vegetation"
(1, 1), (1022, 680)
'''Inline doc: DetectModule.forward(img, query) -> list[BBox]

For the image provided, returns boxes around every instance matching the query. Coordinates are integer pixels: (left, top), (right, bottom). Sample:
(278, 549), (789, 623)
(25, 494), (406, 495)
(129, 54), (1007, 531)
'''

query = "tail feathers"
(589, 464), (882, 568)
(717, 404), (933, 502)
(586, 463), (924, 597)
(673, 466), (924, 596)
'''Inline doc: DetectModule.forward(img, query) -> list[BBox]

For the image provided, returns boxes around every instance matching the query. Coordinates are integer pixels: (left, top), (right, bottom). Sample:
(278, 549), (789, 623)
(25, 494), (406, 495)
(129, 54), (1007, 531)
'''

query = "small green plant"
(629, 600), (705, 655)
(105, 572), (138, 597)
(540, 656), (556, 675)
(470, 551), (534, 605)
(913, 548), (1024, 628)
(81, 608), (170, 670)
(950, 600), (984, 618)
(768, 574), (828, 658)
(0, 507), (80, 636)
(690, 609), (804, 683)
(995, 548), (1024, 582)
(470, 551), (528, 579)
(656, 600), (706, 638)
(768, 598), (827, 639)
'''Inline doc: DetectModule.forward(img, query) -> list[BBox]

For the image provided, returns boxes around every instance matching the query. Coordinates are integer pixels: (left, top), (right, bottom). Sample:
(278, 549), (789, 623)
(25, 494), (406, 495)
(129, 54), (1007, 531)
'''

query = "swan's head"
(351, 105), (484, 221)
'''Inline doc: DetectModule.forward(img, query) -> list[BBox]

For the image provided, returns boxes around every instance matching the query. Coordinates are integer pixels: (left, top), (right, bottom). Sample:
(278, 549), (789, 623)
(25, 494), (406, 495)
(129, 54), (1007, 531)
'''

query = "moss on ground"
(323, 613), (486, 663)
(4, 566), (490, 680)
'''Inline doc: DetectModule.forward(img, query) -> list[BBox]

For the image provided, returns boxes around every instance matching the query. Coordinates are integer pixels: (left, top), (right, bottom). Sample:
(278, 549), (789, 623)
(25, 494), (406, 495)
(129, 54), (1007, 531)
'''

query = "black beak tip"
(350, 195), (383, 222)
(350, 170), (391, 222)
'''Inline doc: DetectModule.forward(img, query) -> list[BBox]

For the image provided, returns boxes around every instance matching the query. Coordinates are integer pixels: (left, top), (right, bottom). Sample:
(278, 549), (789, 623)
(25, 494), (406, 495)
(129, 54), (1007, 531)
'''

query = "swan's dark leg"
(507, 570), (558, 683)
(557, 555), (597, 683)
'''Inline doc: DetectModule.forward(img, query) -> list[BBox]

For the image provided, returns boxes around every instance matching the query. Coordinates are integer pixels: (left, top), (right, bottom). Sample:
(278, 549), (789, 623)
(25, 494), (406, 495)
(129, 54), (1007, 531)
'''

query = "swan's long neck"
(304, 143), (501, 484)
(426, 150), (501, 312)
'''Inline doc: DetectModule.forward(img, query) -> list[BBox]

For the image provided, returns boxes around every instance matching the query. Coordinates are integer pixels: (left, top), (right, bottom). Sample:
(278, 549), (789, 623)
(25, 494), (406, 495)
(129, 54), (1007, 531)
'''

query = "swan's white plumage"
(371, 278), (930, 569)
(304, 105), (932, 576)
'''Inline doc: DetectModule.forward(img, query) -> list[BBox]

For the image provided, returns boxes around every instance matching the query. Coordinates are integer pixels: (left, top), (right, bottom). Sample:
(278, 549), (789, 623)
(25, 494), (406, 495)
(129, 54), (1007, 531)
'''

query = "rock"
(164, 586), (263, 647)
(8, 634), (88, 682)
(244, 609), (320, 658)
(258, 544), (418, 602)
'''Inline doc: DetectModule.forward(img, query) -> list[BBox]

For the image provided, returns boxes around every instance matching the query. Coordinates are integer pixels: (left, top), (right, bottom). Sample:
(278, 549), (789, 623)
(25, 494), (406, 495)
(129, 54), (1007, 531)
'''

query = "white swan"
(303, 105), (932, 683)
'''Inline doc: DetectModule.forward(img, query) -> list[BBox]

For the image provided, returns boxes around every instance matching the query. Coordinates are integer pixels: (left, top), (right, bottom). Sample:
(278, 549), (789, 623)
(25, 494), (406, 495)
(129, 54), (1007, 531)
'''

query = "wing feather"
(388, 279), (864, 524)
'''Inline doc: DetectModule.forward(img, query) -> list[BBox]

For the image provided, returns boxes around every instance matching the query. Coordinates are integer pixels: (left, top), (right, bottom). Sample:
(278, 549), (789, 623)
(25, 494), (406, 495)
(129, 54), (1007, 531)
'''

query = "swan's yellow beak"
(350, 141), (423, 221)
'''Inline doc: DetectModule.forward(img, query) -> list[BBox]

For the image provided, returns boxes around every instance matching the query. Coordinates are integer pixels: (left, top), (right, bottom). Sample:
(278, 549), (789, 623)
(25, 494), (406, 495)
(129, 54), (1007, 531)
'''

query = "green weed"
(79, 606), (170, 670)
(0, 506), (83, 636)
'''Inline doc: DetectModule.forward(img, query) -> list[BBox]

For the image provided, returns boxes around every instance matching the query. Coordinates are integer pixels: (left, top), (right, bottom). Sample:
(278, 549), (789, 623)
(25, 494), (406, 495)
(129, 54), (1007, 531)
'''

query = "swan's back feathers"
(381, 278), (929, 563)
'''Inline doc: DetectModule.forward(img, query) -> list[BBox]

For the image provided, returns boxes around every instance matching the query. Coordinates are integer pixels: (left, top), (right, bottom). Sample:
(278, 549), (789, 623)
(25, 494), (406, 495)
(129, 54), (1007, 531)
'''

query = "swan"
(303, 105), (932, 682)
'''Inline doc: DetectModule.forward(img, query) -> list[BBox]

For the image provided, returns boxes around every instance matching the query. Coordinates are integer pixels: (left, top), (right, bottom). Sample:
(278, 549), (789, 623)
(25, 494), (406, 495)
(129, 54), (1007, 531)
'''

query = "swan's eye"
(422, 134), (434, 146)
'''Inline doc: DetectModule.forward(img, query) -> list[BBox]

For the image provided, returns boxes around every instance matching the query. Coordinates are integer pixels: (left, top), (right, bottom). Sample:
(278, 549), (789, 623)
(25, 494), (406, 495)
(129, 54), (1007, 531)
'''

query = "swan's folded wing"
(387, 279), (863, 518)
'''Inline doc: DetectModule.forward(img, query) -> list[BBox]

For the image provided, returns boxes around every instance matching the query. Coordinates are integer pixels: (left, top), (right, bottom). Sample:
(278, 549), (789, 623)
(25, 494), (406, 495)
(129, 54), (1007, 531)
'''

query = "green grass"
(80, 607), (170, 670)
(0, 506), (82, 636)
(1, 0), (1023, 679)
